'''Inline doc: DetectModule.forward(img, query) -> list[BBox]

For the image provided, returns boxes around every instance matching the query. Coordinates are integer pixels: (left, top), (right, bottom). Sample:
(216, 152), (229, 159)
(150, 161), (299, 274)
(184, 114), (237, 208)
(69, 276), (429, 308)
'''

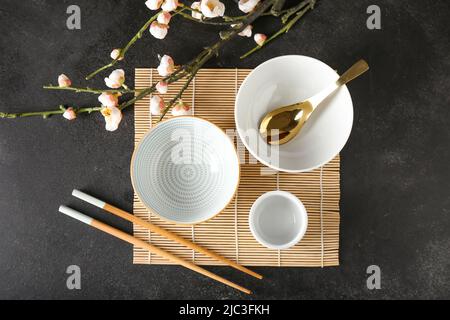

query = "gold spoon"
(260, 59), (369, 145)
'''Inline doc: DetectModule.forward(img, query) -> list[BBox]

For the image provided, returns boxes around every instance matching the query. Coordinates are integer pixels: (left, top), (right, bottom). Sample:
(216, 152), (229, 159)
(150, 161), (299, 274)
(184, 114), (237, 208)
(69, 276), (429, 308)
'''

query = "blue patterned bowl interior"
(131, 117), (240, 224)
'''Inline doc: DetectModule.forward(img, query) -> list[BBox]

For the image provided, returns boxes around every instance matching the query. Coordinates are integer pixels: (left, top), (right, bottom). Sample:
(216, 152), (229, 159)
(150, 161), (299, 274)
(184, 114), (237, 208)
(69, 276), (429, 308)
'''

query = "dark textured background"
(0, 0), (449, 300)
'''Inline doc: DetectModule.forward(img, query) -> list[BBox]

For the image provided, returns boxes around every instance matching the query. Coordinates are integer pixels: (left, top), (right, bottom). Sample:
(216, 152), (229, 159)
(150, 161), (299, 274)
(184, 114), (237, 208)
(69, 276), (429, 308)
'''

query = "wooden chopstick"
(59, 206), (251, 294)
(72, 189), (263, 280)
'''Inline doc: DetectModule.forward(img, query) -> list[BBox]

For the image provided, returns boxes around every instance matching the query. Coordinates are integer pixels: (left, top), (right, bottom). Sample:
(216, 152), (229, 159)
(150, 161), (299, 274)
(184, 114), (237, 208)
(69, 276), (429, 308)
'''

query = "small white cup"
(249, 191), (308, 250)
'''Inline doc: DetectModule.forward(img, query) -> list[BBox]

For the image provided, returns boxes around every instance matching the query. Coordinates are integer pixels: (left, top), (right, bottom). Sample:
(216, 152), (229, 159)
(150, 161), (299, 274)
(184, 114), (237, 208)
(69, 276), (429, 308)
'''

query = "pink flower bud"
(161, 0), (179, 12)
(145, 0), (163, 10)
(150, 21), (169, 40)
(254, 33), (267, 46)
(150, 95), (165, 116)
(101, 106), (123, 132)
(156, 81), (168, 94)
(157, 11), (172, 24)
(58, 74), (72, 88)
(157, 55), (175, 77)
(104, 69), (125, 89)
(238, 0), (260, 13)
(98, 92), (119, 108)
(172, 101), (192, 116)
(110, 49), (124, 61)
(63, 107), (77, 120)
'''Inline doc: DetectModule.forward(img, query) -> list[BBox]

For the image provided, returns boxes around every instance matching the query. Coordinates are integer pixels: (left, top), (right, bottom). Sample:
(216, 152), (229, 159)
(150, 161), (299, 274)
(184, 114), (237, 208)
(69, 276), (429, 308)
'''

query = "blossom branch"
(156, 0), (277, 120)
(118, 66), (189, 112)
(0, 0), (319, 132)
(178, 2), (240, 24)
(0, 106), (102, 119)
(85, 10), (163, 80)
(281, 0), (313, 23)
(121, 0), (277, 120)
(271, 0), (286, 16)
(240, 0), (315, 59)
(175, 9), (234, 25)
(43, 85), (136, 95)
(159, 74), (196, 121)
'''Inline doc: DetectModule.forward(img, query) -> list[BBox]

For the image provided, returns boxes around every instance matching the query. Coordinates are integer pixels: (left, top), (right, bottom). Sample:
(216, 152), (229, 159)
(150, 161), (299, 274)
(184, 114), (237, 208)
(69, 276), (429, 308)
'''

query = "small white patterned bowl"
(131, 117), (240, 225)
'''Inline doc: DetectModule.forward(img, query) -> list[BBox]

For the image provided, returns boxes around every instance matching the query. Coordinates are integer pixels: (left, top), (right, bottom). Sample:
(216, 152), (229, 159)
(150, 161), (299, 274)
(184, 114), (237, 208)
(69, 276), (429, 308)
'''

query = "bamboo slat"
(133, 68), (340, 267)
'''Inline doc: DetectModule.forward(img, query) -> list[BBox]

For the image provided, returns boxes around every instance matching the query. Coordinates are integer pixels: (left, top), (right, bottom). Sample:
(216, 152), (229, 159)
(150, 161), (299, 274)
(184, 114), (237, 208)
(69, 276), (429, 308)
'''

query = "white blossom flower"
(101, 106), (123, 132)
(238, 0), (260, 13)
(58, 74), (72, 87)
(200, 0), (225, 18)
(157, 11), (172, 24)
(254, 33), (267, 46)
(236, 25), (253, 37)
(150, 21), (169, 39)
(161, 0), (179, 12)
(104, 69), (125, 89)
(145, 0), (163, 10)
(98, 92), (119, 108)
(172, 101), (192, 116)
(150, 95), (165, 116)
(63, 107), (77, 120)
(110, 49), (124, 61)
(157, 55), (175, 77)
(156, 81), (168, 94)
(191, 2), (203, 20)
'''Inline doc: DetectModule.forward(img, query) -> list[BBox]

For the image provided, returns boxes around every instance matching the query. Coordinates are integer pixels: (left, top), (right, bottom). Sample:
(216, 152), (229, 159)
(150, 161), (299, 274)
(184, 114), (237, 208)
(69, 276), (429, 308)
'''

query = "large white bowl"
(235, 55), (354, 172)
(131, 117), (240, 225)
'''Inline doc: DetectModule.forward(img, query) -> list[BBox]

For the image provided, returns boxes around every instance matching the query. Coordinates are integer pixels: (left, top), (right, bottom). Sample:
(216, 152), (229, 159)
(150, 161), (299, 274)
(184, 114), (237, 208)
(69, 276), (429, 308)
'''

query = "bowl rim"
(249, 190), (308, 250)
(235, 54), (354, 173)
(130, 116), (241, 225)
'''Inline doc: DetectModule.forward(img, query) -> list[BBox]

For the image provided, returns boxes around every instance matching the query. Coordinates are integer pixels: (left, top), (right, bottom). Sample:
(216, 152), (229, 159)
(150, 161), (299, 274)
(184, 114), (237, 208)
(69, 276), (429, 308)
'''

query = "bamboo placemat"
(133, 68), (340, 267)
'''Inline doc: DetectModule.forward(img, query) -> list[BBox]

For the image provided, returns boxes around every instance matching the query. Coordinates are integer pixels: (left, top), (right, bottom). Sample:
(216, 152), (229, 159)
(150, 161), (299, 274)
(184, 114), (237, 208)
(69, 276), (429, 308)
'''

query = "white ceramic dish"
(131, 117), (240, 225)
(235, 55), (354, 172)
(249, 191), (308, 250)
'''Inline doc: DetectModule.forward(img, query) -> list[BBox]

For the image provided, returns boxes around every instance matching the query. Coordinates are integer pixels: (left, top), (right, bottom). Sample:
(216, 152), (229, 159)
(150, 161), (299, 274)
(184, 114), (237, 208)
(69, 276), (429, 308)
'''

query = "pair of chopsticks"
(59, 190), (262, 294)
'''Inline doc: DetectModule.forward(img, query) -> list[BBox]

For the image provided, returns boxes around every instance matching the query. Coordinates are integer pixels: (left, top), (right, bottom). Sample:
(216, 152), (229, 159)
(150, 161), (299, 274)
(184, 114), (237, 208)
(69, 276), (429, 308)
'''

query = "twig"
(118, 65), (190, 112)
(240, 0), (315, 59)
(281, 0), (313, 23)
(43, 85), (136, 95)
(271, 0), (286, 16)
(0, 106), (102, 119)
(158, 73), (196, 121)
(85, 9), (191, 80)
(85, 10), (163, 80)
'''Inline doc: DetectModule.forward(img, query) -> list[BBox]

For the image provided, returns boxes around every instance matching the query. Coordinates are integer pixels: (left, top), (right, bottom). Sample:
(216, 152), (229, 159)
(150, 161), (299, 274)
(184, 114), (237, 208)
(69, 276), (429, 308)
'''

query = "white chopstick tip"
(72, 189), (106, 209)
(59, 205), (93, 225)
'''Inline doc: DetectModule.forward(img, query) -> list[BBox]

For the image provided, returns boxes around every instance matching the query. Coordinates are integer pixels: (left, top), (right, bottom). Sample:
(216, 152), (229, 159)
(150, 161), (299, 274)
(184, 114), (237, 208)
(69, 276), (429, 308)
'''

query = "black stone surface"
(0, 0), (449, 300)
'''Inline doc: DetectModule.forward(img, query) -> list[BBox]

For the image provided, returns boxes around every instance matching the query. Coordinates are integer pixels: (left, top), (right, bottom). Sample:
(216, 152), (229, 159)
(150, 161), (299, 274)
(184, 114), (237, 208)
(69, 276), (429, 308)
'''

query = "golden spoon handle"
(308, 59), (370, 109)
(337, 59), (370, 85)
